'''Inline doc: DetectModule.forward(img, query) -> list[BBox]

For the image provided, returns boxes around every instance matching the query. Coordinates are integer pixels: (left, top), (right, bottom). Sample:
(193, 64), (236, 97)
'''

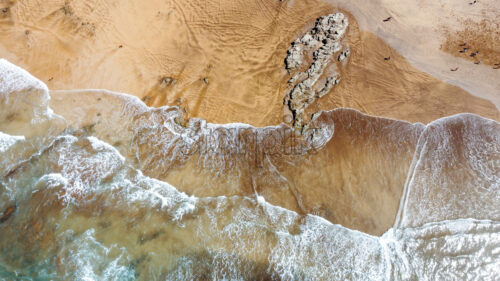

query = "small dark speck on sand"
(98, 221), (112, 228)
(138, 229), (165, 245)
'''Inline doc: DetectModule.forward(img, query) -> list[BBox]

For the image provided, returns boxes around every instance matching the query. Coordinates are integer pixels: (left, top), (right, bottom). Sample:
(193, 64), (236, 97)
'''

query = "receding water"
(0, 60), (499, 280)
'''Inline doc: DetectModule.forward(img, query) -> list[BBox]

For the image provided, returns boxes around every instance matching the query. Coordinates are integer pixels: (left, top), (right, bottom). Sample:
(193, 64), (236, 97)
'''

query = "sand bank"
(326, 0), (500, 110)
(0, 0), (498, 127)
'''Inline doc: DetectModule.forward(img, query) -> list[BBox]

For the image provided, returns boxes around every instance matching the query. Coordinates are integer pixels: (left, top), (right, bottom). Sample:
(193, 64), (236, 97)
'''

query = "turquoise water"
(0, 59), (499, 280)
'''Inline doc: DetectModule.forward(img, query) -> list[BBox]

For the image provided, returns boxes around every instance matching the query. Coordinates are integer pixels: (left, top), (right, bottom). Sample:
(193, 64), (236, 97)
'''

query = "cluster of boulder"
(284, 13), (350, 131)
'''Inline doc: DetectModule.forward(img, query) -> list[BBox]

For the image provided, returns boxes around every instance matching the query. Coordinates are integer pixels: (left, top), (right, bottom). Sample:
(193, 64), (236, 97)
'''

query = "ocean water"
(0, 59), (499, 280)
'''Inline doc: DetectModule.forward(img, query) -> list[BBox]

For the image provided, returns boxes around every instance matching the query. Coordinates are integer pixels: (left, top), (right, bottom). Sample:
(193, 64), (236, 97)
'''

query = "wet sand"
(326, 0), (500, 111)
(49, 88), (423, 235)
(0, 60), (498, 280)
(309, 26), (500, 124)
(0, 0), (498, 127)
(0, 0), (333, 126)
(0, 0), (499, 278)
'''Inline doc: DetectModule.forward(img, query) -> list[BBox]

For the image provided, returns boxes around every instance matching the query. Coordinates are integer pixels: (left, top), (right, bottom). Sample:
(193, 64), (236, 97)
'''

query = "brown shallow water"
(0, 0), (499, 279)
(0, 60), (499, 280)
(49, 89), (424, 235)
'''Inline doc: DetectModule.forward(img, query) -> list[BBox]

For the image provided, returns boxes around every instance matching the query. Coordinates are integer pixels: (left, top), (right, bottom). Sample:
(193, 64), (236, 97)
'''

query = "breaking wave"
(0, 59), (499, 280)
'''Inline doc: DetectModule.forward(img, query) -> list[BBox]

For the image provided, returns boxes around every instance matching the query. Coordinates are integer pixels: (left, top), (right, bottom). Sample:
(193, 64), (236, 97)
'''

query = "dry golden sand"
(1, 0), (500, 235)
(0, 0), (498, 126)
(0, 0), (333, 126)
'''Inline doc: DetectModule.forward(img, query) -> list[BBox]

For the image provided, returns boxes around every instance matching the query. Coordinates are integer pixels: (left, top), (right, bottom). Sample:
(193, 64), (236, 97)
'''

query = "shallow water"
(0, 60), (499, 280)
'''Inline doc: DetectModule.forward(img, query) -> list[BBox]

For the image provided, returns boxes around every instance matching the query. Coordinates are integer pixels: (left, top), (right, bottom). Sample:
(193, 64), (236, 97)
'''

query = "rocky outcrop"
(284, 13), (349, 130)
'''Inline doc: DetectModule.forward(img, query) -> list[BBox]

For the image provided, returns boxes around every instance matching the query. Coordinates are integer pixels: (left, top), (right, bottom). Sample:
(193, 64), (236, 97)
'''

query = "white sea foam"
(57, 229), (135, 281)
(395, 113), (500, 229)
(0, 59), (48, 100)
(0, 132), (24, 154)
(0, 125), (498, 280)
(0, 60), (498, 280)
(0, 59), (65, 137)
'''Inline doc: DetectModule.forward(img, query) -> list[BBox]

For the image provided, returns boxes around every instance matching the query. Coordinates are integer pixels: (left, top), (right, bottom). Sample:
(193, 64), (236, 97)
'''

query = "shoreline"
(325, 0), (500, 110)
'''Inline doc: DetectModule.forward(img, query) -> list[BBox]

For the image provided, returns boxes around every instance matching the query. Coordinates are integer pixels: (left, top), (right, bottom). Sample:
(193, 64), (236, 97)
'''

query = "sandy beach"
(1, 1), (499, 279)
(1, 0), (498, 126)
